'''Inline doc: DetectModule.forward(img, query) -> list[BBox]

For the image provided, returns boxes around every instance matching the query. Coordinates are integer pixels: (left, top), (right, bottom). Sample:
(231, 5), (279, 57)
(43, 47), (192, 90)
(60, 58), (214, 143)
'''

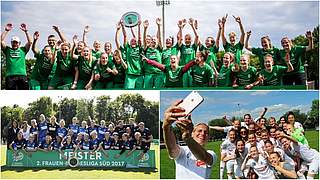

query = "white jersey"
(20, 127), (30, 140)
(220, 139), (236, 156)
(174, 146), (217, 179)
(287, 142), (319, 163)
(246, 155), (275, 179)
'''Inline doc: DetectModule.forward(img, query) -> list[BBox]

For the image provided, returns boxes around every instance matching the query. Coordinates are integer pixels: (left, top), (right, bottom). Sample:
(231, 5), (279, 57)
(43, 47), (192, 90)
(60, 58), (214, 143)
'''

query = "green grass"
(1, 144), (159, 179)
(160, 130), (319, 179)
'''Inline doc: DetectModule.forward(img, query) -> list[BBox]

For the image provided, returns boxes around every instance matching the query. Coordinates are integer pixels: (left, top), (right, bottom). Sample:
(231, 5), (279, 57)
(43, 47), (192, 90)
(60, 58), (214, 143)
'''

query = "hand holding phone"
(177, 91), (204, 120)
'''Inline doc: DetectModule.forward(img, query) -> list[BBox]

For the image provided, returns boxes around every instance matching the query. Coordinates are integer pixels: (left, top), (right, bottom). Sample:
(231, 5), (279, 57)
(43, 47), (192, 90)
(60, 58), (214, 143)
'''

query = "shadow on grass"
(1, 165), (157, 174)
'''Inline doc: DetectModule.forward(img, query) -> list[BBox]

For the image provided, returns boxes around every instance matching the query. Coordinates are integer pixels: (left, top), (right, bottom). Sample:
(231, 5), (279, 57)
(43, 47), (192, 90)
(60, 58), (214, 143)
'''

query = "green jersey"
(235, 66), (257, 86)
(31, 53), (53, 81)
(114, 62), (126, 84)
(190, 63), (214, 87)
(55, 51), (75, 76)
(279, 46), (306, 74)
(120, 45), (127, 61)
(95, 62), (115, 81)
(223, 42), (243, 64)
(199, 44), (219, 68)
(258, 65), (287, 86)
(77, 56), (97, 81)
(3, 46), (27, 76)
(163, 65), (184, 87)
(162, 44), (178, 66)
(178, 43), (198, 65)
(252, 47), (281, 69)
(291, 128), (308, 146)
(217, 65), (233, 87)
(92, 50), (102, 60)
(123, 43), (142, 75)
(143, 47), (162, 74)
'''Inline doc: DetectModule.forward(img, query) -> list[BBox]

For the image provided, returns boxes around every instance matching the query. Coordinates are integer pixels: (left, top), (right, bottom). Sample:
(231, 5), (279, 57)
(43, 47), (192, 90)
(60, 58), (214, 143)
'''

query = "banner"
(6, 150), (155, 168)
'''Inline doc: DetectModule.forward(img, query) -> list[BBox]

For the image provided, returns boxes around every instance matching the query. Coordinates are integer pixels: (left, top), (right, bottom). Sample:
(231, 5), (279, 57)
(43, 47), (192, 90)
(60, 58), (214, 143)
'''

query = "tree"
(23, 96), (53, 122)
(57, 98), (77, 125)
(308, 99), (319, 128)
(95, 95), (111, 121)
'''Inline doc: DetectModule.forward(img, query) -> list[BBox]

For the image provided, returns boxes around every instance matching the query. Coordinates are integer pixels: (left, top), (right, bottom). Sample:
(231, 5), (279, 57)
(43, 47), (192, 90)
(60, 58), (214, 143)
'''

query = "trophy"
(121, 12), (141, 27)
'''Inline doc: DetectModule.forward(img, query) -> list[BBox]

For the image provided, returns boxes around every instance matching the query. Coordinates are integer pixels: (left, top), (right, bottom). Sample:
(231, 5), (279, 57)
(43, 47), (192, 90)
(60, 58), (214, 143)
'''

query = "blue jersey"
(38, 122), (48, 138)
(30, 126), (38, 136)
(90, 138), (99, 150)
(25, 140), (37, 150)
(12, 139), (26, 150)
(62, 142), (74, 150)
(97, 127), (107, 140)
(101, 138), (113, 150)
(78, 127), (87, 134)
(52, 140), (62, 150)
(121, 140), (131, 150)
(111, 140), (121, 150)
(39, 141), (52, 150)
(87, 126), (98, 135)
(69, 124), (79, 134)
(57, 127), (67, 138)
(81, 141), (91, 150)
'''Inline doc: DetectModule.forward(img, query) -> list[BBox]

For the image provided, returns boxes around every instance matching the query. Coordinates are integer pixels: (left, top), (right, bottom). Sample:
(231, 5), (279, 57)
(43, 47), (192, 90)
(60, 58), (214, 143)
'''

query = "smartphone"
(178, 91), (204, 120)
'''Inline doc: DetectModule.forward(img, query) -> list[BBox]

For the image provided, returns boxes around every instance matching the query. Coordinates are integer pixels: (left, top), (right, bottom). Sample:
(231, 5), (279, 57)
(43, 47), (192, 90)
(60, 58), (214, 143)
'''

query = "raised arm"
(156, 18), (162, 49)
(305, 31), (313, 52)
(143, 20), (149, 49)
(82, 25), (89, 47)
(130, 27), (136, 39)
(241, 153), (251, 171)
(176, 119), (213, 166)
(162, 100), (186, 159)
(20, 23), (32, 52)
(209, 126), (225, 132)
(32, 31), (40, 55)
(137, 20), (142, 46)
(234, 16), (245, 45)
(177, 19), (186, 47)
(216, 19), (222, 48)
(115, 21), (122, 50)
(189, 18), (200, 46)
(1, 23), (13, 49)
(221, 14), (228, 46)
(52, 40), (62, 64)
(245, 31), (252, 51)
(71, 35), (79, 60)
(121, 20), (127, 46)
(52, 26), (67, 43)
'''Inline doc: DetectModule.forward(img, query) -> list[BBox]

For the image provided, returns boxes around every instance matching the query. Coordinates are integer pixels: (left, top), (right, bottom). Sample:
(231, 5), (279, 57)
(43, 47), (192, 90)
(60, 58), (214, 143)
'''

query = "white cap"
(11, 36), (20, 42)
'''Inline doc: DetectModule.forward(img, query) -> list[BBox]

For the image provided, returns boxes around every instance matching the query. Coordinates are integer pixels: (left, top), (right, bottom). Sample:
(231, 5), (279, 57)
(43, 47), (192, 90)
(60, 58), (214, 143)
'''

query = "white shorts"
(308, 156), (319, 174)
(226, 159), (236, 174)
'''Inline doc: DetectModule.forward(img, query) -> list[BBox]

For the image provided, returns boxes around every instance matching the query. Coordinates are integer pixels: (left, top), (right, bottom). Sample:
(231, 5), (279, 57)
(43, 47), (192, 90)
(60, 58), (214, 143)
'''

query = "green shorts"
(29, 79), (49, 90)
(48, 74), (73, 89)
(143, 73), (165, 89)
(124, 74), (144, 89)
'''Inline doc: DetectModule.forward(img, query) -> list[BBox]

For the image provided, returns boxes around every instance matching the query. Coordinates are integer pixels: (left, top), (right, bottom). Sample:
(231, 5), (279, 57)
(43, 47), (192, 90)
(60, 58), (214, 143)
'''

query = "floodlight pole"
(156, 0), (170, 46)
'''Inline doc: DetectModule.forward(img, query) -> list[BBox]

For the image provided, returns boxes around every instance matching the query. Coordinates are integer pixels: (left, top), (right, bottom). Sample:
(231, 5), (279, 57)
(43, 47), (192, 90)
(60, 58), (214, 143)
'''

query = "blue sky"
(1, 0), (319, 58)
(160, 91), (319, 124)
